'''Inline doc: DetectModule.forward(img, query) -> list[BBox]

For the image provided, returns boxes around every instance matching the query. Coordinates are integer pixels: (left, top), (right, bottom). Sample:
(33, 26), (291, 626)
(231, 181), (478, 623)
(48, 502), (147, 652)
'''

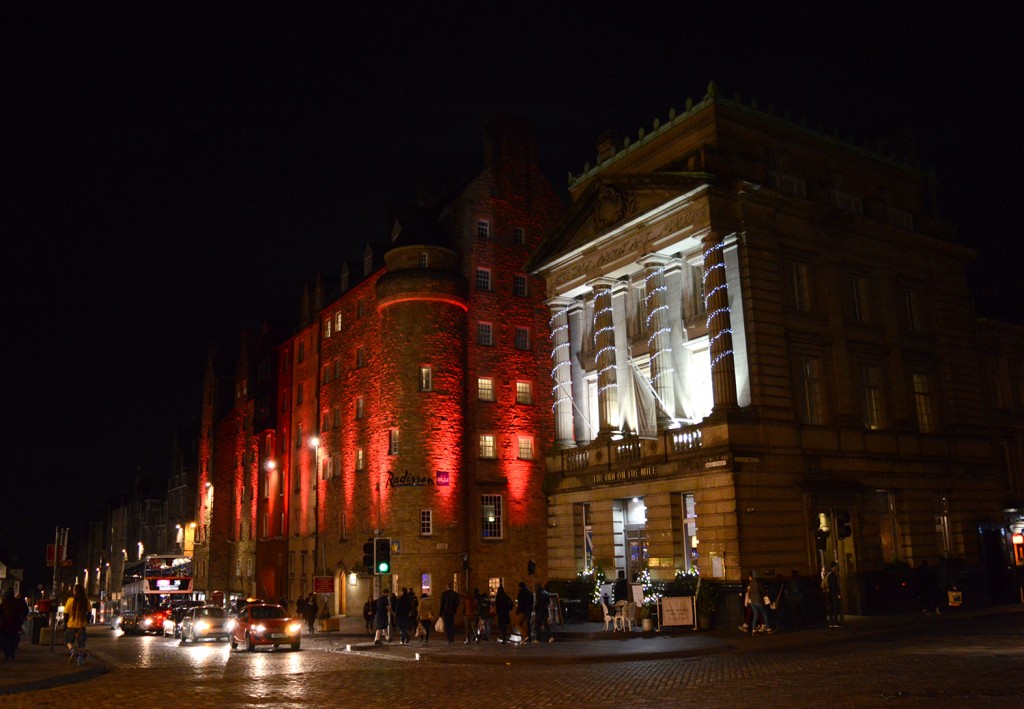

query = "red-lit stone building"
(195, 117), (563, 612)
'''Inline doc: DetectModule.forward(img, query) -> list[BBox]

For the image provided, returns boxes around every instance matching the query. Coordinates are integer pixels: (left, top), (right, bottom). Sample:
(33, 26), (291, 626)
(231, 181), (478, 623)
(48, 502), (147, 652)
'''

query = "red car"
(139, 606), (171, 635)
(227, 603), (301, 651)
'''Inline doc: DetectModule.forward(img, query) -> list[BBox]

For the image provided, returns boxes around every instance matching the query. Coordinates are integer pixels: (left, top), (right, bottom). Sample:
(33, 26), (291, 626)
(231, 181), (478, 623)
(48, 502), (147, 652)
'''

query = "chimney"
(483, 114), (538, 168)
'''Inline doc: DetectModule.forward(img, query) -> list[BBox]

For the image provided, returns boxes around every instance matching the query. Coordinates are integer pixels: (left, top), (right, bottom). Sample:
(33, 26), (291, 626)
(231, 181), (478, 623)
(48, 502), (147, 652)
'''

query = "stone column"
(702, 231), (738, 412)
(589, 278), (619, 436)
(547, 297), (576, 447)
(640, 254), (676, 428)
(567, 300), (590, 444)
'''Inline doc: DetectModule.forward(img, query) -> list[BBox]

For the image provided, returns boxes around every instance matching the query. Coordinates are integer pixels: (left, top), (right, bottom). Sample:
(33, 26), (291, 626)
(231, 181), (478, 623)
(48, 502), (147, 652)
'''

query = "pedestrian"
(304, 594), (318, 634)
(738, 578), (753, 633)
(363, 594), (374, 633)
(461, 588), (479, 644)
(494, 585), (513, 643)
(825, 562), (842, 627)
(515, 581), (533, 643)
(746, 572), (773, 634)
(438, 583), (460, 645)
(915, 560), (937, 614)
(475, 588), (492, 641)
(767, 574), (786, 631)
(1, 588), (29, 661)
(296, 594), (307, 619)
(786, 570), (811, 629)
(417, 592), (436, 645)
(64, 583), (90, 664)
(534, 582), (553, 643)
(373, 589), (392, 645)
(395, 587), (413, 645)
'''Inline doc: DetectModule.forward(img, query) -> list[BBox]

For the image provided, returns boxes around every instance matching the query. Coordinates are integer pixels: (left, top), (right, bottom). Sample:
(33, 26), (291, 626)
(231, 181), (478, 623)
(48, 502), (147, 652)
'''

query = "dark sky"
(3, 4), (1021, 587)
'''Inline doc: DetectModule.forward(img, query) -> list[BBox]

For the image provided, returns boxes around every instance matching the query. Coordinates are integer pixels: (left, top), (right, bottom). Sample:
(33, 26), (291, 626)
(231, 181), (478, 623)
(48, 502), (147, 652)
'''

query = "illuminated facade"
(533, 84), (1008, 612)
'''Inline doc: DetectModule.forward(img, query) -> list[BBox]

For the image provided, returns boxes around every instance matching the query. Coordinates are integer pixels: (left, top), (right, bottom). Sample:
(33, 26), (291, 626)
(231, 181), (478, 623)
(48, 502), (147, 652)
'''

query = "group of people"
(739, 565), (834, 635)
(363, 581), (555, 647)
(293, 593), (320, 633)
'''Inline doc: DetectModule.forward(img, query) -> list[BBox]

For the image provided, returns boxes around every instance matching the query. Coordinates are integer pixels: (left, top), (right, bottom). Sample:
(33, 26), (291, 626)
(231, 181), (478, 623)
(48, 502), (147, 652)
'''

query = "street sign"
(46, 544), (71, 567)
(313, 576), (334, 594)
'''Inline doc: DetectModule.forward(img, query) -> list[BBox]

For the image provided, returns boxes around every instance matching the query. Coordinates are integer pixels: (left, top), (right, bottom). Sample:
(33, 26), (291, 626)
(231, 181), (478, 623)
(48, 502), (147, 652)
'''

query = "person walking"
(534, 582), (553, 643)
(363, 594), (374, 633)
(64, 583), (90, 664)
(417, 592), (436, 645)
(373, 589), (391, 645)
(494, 585), (513, 643)
(515, 581), (533, 643)
(825, 562), (842, 627)
(1, 588), (29, 661)
(461, 588), (479, 644)
(304, 594), (318, 634)
(438, 583), (460, 645)
(395, 587), (413, 645)
(746, 572), (773, 635)
(475, 588), (492, 641)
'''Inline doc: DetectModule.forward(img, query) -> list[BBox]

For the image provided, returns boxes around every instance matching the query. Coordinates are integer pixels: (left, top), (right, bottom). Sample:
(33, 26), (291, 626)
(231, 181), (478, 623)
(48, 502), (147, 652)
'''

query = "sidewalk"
(2, 605), (1021, 694)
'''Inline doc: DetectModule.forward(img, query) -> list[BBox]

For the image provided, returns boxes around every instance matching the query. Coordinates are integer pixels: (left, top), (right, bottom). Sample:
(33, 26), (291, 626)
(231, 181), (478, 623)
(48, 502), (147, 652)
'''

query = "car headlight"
(253, 624), (266, 633)
(141, 619), (152, 627)
(287, 623), (302, 634)
(196, 620), (210, 632)
(225, 619), (236, 632)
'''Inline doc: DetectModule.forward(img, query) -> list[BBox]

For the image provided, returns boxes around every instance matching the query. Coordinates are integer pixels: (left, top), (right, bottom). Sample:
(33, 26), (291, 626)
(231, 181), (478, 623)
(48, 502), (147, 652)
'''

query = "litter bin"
(27, 613), (47, 644)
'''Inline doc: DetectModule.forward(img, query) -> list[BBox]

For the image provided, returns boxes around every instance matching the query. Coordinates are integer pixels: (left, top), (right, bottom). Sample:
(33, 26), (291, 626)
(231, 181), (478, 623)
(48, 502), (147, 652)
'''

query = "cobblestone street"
(8, 610), (1024, 708)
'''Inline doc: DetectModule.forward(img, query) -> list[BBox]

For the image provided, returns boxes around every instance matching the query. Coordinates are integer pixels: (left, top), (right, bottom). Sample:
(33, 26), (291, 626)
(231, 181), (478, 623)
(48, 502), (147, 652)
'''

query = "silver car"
(180, 606), (231, 643)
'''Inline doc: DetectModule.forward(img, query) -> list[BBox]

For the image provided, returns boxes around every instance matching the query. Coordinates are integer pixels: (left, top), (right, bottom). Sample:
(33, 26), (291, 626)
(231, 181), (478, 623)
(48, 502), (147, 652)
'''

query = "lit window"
(476, 268), (492, 291)
(419, 366), (433, 392)
(389, 428), (399, 455)
(478, 220), (490, 239)
(517, 436), (534, 460)
(681, 493), (698, 573)
(355, 448), (365, 471)
(478, 377), (495, 402)
(513, 274), (528, 297)
(515, 381), (533, 404)
(335, 311), (343, 331)
(861, 364), (884, 430)
(514, 327), (530, 350)
(912, 373), (936, 434)
(513, 227), (525, 245)
(324, 318), (332, 339)
(479, 434), (496, 459)
(355, 396), (365, 420)
(477, 322), (493, 346)
(481, 494), (503, 538)
(420, 510), (433, 536)
(419, 252), (429, 268)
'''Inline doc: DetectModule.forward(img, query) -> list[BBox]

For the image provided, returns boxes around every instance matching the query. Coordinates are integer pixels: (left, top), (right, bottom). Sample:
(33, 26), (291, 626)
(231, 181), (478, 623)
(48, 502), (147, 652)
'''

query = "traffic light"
(374, 537), (391, 574)
(815, 529), (829, 550)
(362, 538), (374, 572)
(836, 510), (853, 539)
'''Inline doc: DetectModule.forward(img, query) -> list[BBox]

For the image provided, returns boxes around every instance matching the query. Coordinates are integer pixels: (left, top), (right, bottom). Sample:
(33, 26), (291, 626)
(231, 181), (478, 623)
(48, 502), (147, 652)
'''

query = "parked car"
(227, 603), (300, 651)
(180, 605), (231, 643)
(163, 606), (192, 638)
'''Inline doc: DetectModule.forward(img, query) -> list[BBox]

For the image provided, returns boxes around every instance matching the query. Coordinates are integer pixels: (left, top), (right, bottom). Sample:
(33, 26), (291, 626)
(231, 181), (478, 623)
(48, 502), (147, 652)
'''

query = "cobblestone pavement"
(9, 611), (1024, 708)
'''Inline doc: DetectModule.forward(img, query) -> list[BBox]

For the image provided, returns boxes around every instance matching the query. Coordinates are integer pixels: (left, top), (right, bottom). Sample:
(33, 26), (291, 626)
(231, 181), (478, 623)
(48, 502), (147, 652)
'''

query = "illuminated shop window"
(355, 448), (365, 471)
(477, 322), (493, 346)
(420, 510), (433, 535)
(481, 495), (503, 538)
(419, 366), (433, 391)
(479, 434), (496, 459)
(478, 377), (495, 402)
(389, 428), (400, 455)
(514, 327), (530, 351)
(476, 268), (492, 291)
(513, 227), (525, 245)
(513, 274), (528, 297)
(478, 220), (490, 239)
(517, 436), (534, 460)
(515, 381), (533, 404)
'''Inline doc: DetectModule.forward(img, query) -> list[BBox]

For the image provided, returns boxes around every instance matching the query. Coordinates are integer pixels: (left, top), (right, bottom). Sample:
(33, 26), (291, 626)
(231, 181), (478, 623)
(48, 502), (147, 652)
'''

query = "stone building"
(532, 83), (1006, 613)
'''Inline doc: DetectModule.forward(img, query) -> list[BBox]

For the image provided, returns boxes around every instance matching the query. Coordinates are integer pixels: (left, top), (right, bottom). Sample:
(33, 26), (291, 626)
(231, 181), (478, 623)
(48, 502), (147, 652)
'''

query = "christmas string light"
(703, 241), (734, 370)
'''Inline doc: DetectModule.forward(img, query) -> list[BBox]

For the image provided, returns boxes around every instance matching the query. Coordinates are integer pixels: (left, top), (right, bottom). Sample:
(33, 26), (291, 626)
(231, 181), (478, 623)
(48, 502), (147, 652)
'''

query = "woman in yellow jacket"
(64, 584), (90, 664)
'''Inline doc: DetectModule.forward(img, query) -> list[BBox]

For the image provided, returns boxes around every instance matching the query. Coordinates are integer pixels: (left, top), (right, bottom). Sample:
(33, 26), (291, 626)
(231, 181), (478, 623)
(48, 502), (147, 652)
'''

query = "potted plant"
(694, 578), (719, 630)
(637, 604), (655, 632)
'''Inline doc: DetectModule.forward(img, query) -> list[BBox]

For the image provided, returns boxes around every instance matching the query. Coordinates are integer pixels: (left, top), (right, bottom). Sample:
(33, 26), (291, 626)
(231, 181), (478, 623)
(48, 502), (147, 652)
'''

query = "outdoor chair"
(600, 601), (614, 631)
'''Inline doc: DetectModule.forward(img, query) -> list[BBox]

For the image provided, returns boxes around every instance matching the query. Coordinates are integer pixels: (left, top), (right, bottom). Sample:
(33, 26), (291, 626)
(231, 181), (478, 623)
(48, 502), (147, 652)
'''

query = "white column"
(589, 278), (619, 437)
(547, 297), (575, 447)
(640, 254), (676, 428)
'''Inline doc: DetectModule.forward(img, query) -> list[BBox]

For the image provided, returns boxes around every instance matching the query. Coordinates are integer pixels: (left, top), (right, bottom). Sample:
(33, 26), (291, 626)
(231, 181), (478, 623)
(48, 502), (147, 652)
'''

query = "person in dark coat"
(373, 589), (392, 645)
(395, 587), (413, 644)
(304, 594), (318, 634)
(515, 581), (534, 642)
(494, 585), (513, 643)
(363, 594), (374, 633)
(1, 588), (29, 660)
(438, 582), (460, 645)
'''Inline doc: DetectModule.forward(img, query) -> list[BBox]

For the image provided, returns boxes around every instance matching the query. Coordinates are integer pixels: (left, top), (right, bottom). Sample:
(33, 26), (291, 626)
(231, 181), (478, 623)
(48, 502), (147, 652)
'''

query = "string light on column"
(702, 241), (734, 370)
(548, 305), (572, 411)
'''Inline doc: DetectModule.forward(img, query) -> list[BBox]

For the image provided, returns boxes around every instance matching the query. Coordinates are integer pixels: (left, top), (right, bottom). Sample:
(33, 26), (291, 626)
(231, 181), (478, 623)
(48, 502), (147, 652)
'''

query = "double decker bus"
(117, 555), (195, 634)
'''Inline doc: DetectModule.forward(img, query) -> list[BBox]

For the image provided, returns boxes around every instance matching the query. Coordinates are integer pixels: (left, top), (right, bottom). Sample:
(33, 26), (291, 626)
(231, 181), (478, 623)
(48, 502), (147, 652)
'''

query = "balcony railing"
(555, 423), (704, 475)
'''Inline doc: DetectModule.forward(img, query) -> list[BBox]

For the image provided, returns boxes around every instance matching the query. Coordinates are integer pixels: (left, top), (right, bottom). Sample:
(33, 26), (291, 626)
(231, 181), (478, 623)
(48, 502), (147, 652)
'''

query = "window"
(357, 297), (366, 318)
(903, 289), (921, 333)
(262, 513), (268, 538)
(477, 322), (493, 346)
(481, 494), (503, 538)
(356, 346), (367, 368)
(935, 493), (953, 558)
(388, 428), (399, 455)
(295, 423), (303, 450)
(850, 274), (871, 323)
(796, 355), (823, 425)
(769, 169), (807, 198)
(476, 268), (492, 291)
(790, 262), (810, 312)
(297, 382), (304, 405)
(297, 341), (305, 363)
(513, 227), (525, 245)
(681, 493), (698, 573)
(355, 396), (365, 420)
(419, 365), (433, 391)
(912, 373), (936, 433)
(877, 490), (900, 562)
(861, 364), (884, 430)
(420, 510), (433, 536)
(260, 470), (268, 499)
(513, 274), (528, 297)
(477, 220), (490, 239)
(888, 207), (914, 230)
(514, 327), (530, 350)
(479, 434), (496, 459)
(355, 448), (365, 471)
(832, 189), (863, 214)
(478, 377), (495, 402)
(515, 381), (533, 404)
(324, 318), (332, 339)
(686, 262), (706, 320)
(419, 252), (429, 268)
(517, 436), (534, 460)
(335, 311), (343, 331)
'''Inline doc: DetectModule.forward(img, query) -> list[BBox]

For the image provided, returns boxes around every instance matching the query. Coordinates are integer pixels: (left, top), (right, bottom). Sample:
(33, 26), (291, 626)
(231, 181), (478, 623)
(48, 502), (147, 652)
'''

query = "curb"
(0, 662), (106, 696)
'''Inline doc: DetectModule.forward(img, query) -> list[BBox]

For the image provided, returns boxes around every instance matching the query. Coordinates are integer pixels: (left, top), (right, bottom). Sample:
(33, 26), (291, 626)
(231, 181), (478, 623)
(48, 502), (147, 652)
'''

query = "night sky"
(3, 4), (1021, 588)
